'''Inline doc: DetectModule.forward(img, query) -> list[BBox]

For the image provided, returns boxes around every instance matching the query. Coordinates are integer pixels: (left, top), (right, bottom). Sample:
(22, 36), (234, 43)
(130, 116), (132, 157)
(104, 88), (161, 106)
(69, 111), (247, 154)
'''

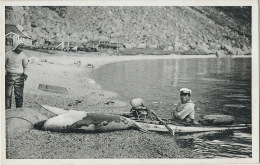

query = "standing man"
(171, 88), (199, 125)
(5, 42), (28, 109)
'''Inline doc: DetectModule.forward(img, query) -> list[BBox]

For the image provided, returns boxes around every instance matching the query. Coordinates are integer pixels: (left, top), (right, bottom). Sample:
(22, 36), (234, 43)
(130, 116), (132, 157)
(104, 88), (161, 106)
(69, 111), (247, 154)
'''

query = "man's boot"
(15, 97), (23, 108)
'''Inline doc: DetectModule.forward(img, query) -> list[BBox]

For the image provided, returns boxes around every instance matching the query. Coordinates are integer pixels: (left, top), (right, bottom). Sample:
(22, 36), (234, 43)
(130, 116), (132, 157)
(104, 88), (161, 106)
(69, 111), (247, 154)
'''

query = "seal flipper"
(133, 121), (148, 133)
(122, 117), (148, 133)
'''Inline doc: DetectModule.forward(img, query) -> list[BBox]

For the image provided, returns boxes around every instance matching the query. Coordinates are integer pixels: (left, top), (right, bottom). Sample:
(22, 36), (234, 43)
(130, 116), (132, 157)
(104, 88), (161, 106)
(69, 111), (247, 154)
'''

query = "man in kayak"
(172, 88), (199, 125)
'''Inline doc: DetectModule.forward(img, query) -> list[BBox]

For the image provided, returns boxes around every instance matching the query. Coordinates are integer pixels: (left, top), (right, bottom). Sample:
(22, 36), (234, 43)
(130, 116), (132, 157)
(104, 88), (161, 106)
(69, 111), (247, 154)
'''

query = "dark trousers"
(5, 73), (25, 109)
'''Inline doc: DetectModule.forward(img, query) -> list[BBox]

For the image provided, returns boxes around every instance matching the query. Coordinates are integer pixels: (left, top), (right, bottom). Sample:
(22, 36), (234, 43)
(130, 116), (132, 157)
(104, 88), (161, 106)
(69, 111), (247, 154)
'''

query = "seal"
(34, 107), (147, 133)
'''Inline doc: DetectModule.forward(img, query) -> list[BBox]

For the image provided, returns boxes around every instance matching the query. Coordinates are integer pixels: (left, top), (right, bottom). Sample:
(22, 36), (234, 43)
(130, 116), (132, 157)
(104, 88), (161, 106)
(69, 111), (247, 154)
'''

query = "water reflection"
(92, 57), (252, 158)
(176, 130), (252, 158)
(93, 57), (251, 122)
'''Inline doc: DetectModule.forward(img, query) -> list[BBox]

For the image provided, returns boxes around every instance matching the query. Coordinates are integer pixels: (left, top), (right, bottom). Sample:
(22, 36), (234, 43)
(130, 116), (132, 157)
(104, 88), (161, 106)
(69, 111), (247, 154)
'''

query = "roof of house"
(5, 24), (31, 38)
(87, 40), (100, 44)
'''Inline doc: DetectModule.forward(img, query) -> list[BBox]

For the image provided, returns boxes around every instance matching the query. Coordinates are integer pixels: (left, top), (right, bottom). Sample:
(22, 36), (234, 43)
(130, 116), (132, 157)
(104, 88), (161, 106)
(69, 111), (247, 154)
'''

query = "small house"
(110, 42), (125, 50)
(98, 40), (110, 49)
(32, 39), (40, 46)
(86, 40), (100, 51)
(63, 42), (70, 51)
(69, 42), (78, 51)
(5, 24), (32, 46)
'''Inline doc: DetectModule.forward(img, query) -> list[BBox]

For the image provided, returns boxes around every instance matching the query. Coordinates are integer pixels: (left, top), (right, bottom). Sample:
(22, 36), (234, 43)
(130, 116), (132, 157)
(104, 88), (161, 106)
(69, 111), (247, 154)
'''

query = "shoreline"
(6, 50), (252, 159)
(34, 52), (251, 70)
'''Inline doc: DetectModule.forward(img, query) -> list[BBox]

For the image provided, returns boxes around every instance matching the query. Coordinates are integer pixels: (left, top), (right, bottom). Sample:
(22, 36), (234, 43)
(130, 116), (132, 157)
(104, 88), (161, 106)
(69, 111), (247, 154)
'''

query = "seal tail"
(35, 102), (68, 115)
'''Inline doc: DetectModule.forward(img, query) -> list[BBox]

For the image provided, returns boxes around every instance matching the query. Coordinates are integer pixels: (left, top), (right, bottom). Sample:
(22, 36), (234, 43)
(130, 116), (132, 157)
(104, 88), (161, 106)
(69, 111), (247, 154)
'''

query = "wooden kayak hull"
(137, 122), (251, 133)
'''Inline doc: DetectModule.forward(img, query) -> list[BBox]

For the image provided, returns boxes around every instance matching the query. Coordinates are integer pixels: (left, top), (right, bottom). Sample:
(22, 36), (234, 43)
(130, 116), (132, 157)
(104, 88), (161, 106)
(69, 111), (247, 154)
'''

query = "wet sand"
(5, 50), (219, 159)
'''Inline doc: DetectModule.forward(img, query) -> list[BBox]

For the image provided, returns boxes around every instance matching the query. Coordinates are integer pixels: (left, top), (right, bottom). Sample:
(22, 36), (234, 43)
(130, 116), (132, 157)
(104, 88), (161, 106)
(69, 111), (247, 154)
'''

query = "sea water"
(92, 56), (252, 158)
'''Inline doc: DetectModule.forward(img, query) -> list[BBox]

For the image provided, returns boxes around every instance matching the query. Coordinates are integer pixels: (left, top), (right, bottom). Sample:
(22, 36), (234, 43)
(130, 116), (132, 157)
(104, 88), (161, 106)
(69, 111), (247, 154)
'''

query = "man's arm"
(22, 53), (28, 75)
(171, 103), (179, 118)
(23, 66), (28, 75)
(5, 52), (10, 75)
(176, 103), (194, 120)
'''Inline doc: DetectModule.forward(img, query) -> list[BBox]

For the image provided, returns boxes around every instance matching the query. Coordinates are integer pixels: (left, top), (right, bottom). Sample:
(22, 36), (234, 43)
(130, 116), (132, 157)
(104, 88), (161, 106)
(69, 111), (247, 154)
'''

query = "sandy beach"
(5, 50), (220, 159)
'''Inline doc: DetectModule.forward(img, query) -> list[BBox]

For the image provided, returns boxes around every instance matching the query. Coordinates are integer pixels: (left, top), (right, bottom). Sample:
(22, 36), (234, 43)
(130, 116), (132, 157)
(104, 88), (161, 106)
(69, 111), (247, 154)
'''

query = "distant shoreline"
(24, 49), (251, 71)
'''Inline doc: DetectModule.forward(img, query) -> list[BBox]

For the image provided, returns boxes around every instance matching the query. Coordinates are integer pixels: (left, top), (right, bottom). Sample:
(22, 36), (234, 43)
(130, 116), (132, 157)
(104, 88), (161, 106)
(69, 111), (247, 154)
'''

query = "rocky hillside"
(5, 6), (251, 54)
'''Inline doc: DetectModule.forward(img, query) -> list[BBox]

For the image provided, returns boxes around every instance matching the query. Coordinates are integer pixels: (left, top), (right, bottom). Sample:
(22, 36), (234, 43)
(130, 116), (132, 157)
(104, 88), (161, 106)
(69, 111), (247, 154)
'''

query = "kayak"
(37, 104), (251, 134)
(136, 122), (251, 133)
(121, 112), (251, 133)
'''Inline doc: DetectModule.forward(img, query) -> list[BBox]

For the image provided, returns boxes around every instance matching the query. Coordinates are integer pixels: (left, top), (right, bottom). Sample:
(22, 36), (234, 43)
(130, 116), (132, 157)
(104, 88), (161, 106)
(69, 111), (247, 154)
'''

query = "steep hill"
(5, 6), (251, 54)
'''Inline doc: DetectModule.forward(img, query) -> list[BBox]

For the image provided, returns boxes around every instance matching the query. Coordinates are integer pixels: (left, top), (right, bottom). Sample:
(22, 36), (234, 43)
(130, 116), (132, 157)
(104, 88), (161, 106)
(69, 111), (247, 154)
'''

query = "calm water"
(92, 57), (252, 158)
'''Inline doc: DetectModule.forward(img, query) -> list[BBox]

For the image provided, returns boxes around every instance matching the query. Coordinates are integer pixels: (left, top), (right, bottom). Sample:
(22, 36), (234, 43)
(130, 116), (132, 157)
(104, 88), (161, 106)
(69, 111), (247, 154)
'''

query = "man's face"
(15, 44), (24, 54)
(180, 93), (190, 103)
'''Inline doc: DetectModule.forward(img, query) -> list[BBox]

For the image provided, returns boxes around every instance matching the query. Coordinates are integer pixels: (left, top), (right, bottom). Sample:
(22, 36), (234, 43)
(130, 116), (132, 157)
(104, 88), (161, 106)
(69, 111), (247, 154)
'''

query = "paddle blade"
(164, 124), (175, 135)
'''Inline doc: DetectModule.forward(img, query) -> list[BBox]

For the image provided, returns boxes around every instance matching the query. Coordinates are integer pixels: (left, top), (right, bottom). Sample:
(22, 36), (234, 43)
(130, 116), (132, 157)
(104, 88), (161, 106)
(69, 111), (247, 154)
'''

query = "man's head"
(180, 88), (191, 103)
(12, 42), (25, 54)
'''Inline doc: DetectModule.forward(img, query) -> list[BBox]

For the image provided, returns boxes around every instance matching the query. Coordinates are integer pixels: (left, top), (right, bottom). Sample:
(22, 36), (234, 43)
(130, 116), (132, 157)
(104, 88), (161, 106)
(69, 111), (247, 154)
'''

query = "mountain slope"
(5, 6), (251, 54)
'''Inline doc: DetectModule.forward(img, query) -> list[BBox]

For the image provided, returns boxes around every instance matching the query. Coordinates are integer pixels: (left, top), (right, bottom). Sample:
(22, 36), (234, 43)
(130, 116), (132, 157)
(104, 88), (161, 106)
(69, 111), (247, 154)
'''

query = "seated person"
(172, 88), (199, 125)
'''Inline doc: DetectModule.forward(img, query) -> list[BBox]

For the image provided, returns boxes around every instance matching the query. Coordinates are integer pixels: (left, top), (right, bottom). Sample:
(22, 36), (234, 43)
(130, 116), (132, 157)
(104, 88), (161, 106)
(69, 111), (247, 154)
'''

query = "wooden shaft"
(149, 109), (175, 136)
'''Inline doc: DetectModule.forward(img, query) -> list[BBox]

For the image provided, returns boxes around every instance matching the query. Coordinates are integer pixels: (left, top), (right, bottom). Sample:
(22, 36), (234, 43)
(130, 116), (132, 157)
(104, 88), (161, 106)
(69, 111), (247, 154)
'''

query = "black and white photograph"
(1, 0), (259, 164)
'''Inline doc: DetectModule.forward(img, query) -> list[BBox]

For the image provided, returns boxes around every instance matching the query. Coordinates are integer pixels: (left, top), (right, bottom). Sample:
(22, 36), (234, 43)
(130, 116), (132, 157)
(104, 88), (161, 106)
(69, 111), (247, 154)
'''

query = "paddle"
(149, 109), (175, 136)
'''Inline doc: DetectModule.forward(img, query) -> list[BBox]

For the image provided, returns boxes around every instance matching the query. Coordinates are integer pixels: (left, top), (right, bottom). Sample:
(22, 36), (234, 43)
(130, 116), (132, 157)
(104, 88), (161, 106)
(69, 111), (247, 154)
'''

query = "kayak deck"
(122, 113), (251, 133)
(137, 122), (251, 133)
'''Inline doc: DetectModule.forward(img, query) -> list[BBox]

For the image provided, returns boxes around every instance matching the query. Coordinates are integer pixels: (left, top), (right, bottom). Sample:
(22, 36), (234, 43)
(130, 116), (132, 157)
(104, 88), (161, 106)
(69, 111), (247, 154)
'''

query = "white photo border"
(1, 0), (259, 164)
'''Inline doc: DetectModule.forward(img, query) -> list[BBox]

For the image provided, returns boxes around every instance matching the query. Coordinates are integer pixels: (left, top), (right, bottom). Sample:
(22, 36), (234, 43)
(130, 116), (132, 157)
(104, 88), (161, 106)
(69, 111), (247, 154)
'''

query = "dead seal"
(34, 105), (147, 133)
